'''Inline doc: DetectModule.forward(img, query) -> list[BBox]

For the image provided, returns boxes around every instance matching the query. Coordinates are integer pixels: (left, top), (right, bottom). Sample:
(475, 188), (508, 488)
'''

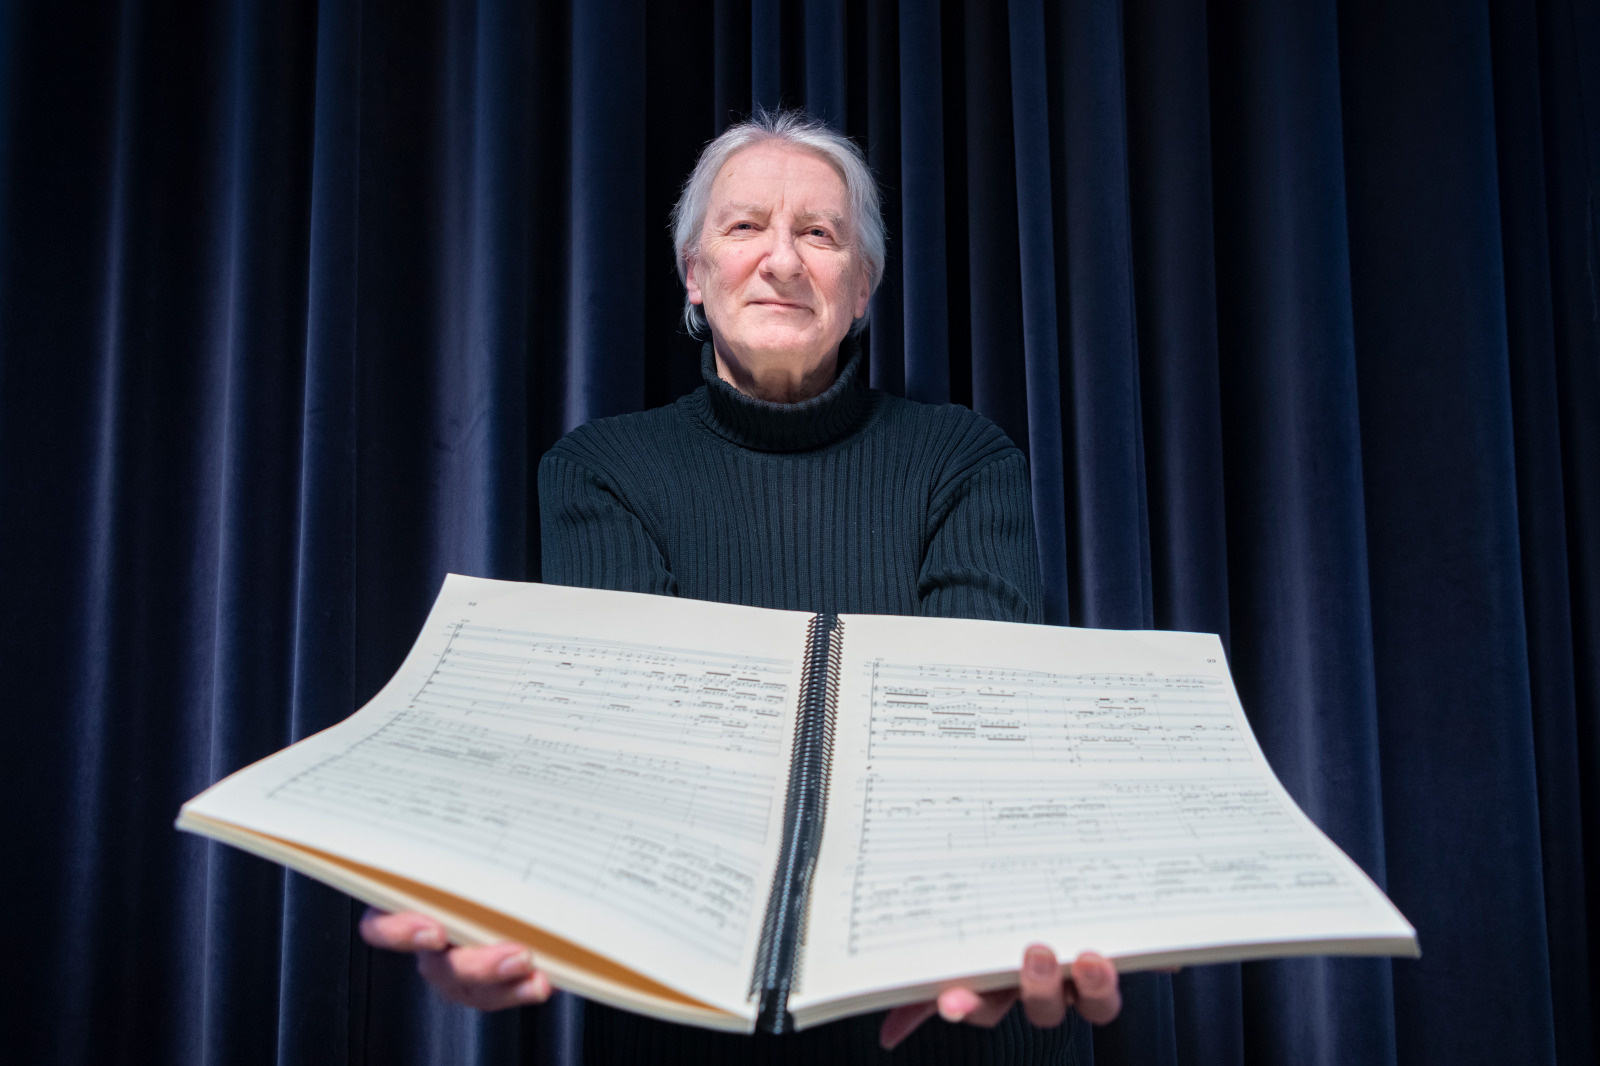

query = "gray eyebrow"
(712, 201), (770, 219)
(797, 210), (848, 230)
(710, 203), (849, 231)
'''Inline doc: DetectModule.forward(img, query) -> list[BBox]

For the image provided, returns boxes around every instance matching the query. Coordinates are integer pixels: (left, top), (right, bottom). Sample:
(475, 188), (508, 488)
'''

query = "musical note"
(844, 775), (1360, 953)
(865, 659), (1246, 764)
(263, 618), (798, 963)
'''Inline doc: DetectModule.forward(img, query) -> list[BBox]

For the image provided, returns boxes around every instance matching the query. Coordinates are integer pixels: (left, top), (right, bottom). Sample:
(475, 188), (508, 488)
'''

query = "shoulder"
(868, 391), (1025, 475)
(537, 404), (695, 526)
(540, 402), (687, 477)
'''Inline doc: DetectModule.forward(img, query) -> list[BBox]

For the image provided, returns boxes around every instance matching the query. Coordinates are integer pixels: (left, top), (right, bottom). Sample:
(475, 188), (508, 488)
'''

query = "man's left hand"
(878, 947), (1120, 1050)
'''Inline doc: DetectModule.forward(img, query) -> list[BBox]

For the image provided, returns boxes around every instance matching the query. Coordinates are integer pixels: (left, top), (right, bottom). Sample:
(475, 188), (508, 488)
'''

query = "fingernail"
(412, 928), (446, 951)
(938, 988), (975, 1023)
(517, 972), (551, 1002)
(1027, 948), (1057, 977)
(497, 951), (534, 979)
(1078, 959), (1108, 991)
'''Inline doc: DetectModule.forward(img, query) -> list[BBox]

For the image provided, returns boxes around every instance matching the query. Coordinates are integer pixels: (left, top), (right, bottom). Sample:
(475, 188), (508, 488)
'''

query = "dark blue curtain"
(2, 1), (1595, 1063)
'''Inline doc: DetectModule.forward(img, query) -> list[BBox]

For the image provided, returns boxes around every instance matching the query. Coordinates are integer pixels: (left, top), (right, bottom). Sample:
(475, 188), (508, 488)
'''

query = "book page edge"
(176, 809), (757, 1033)
(788, 933), (1420, 1030)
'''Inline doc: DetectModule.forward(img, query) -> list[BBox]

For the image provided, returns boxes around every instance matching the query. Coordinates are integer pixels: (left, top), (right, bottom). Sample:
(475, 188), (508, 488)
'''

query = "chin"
(746, 332), (828, 362)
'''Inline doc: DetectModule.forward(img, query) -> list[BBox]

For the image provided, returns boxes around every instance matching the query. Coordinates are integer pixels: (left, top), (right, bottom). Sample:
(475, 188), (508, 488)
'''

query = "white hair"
(670, 109), (886, 336)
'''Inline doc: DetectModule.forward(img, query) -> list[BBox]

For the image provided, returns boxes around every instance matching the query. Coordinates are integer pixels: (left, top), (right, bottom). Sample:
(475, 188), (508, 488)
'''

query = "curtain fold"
(1208, 1), (1403, 1063)
(1121, 3), (1239, 1064)
(1340, 0), (1558, 1061)
(1, 1), (1594, 1064)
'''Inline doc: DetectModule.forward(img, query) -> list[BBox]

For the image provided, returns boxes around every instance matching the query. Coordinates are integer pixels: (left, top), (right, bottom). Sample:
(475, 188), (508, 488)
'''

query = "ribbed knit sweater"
(538, 342), (1074, 1064)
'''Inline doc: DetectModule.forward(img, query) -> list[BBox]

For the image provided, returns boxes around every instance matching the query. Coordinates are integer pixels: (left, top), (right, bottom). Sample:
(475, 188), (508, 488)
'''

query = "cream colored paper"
(181, 576), (813, 1024)
(788, 613), (1416, 1028)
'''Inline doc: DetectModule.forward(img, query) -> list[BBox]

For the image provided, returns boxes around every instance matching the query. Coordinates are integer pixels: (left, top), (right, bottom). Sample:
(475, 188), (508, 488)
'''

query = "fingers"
(1066, 952), (1121, 1025)
(359, 908), (448, 952)
(1017, 944), (1067, 1027)
(878, 946), (1125, 1049)
(963, 946), (1120, 1031)
(878, 1000), (938, 1050)
(416, 943), (553, 1011)
(938, 986), (1017, 1027)
(1005, 945), (1123, 1029)
(876, 985), (1018, 1051)
(359, 908), (552, 1011)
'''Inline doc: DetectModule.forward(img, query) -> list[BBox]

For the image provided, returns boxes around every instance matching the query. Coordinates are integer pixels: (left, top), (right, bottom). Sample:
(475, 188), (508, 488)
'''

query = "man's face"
(686, 143), (871, 396)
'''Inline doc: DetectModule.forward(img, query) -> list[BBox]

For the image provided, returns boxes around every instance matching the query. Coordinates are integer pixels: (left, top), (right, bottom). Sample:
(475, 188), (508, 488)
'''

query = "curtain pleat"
(567, 0), (646, 429)
(1208, 1), (1400, 1063)
(1341, 0), (1560, 1059)
(279, 0), (365, 1061)
(197, 2), (316, 1062)
(57, 1), (142, 1059)
(1004, 0), (1072, 633)
(1, 2), (1595, 1065)
(1121, 3), (1240, 1064)
(890, 0), (946, 402)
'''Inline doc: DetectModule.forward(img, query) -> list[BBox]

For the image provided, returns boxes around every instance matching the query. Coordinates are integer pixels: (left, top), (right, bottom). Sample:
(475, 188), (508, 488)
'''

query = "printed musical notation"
(846, 777), (1361, 955)
(425, 623), (793, 756)
(864, 659), (1247, 764)
(263, 619), (798, 963)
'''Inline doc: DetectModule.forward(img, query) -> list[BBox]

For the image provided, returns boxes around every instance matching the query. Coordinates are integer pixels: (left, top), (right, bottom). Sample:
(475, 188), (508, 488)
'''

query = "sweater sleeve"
(537, 449), (677, 596)
(917, 450), (1045, 623)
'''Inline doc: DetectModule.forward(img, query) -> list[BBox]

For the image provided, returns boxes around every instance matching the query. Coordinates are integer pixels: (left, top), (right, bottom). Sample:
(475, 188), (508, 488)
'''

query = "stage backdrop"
(1, 0), (1595, 1063)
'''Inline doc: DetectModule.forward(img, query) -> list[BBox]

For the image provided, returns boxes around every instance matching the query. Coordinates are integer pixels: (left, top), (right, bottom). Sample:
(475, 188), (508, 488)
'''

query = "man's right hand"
(359, 908), (553, 1011)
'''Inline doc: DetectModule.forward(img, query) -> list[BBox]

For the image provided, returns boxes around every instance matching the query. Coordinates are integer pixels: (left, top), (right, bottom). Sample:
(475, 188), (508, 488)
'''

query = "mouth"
(749, 299), (808, 311)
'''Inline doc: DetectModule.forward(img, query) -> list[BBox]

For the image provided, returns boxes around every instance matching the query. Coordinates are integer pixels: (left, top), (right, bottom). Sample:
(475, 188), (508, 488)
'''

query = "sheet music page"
(791, 613), (1415, 1015)
(184, 576), (813, 1019)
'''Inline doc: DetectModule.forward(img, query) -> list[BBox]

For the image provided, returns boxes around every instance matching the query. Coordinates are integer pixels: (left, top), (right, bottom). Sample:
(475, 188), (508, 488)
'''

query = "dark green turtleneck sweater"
(538, 343), (1074, 1064)
(541, 342), (1044, 623)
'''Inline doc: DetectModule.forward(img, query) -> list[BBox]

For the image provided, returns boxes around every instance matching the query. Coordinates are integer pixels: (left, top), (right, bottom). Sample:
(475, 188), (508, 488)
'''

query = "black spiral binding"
(750, 612), (842, 1033)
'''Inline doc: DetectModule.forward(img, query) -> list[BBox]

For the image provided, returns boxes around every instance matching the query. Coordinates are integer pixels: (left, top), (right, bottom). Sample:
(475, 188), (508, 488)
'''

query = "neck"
(694, 337), (869, 453)
(713, 342), (840, 404)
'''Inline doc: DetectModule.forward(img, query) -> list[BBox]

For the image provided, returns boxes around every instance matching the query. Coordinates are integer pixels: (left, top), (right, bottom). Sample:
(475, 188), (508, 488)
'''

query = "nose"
(760, 228), (804, 281)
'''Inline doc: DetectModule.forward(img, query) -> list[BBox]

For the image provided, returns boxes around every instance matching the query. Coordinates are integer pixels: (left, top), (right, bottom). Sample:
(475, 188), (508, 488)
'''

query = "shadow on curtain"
(1, 1), (1595, 1064)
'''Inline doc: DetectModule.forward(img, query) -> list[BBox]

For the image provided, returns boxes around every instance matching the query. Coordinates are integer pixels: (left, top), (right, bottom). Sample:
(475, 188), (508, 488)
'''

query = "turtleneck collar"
(688, 337), (870, 452)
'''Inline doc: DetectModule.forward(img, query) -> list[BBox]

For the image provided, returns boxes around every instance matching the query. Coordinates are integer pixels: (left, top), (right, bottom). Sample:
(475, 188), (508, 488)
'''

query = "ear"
(852, 263), (871, 320)
(684, 255), (705, 306)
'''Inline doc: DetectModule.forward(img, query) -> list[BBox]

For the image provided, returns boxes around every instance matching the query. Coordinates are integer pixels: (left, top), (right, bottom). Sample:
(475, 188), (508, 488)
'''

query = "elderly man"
(363, 109), (1122, 1063)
